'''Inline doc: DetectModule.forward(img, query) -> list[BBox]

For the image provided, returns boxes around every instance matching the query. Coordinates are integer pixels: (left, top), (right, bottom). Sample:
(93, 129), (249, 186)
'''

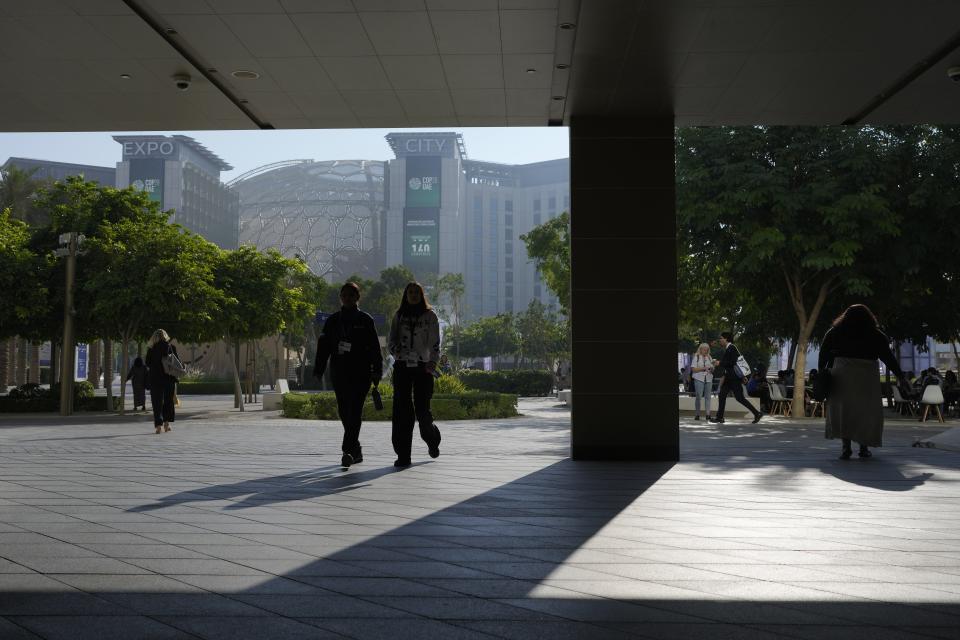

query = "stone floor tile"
(159, 616), (347, 640)
(231, 594), (419, 618)
(9, 615), (193, 639)
(305, 618), (490, 640)
(0, 617), (42, 639)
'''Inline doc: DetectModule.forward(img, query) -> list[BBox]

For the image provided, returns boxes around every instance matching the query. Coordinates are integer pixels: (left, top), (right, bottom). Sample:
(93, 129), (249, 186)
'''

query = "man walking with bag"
(710, 331), (763, 424)
(314, 282), (383, 468)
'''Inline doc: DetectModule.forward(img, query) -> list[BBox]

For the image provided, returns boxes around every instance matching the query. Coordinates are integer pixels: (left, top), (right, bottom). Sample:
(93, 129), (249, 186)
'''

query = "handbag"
(732, 354), (751, 379)
(161, 349), (187, 379)
(811, 369), (831, 402)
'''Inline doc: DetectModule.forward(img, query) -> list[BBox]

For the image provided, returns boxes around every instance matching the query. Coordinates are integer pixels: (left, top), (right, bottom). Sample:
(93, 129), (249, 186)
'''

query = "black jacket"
(145, 340), (178, 386)
(717, 343), (743, 380)
(818, 326), (902, 377)
(313, 307), (382, 383)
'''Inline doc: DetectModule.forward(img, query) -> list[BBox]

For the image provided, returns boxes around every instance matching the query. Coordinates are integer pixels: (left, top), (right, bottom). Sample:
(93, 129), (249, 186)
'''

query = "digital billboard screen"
(403, 207), (439, 275)
(405, 156), (441, 208)
(129, 158), (165, 205)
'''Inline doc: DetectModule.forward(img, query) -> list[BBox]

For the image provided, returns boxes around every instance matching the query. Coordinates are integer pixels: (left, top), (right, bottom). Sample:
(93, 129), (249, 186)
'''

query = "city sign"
(402, 138), (447, 154)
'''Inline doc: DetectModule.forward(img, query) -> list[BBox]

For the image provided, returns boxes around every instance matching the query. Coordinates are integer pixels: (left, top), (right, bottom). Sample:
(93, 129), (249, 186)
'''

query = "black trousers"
(334, 378), (370, 455)
(392, 364), (440, 461)
(150, 379), (175, 426)
(716, 378), (759, 419)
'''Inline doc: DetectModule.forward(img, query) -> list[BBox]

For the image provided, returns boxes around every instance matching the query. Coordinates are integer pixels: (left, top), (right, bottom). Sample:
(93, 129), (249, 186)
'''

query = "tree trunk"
(0, 338), (10, 389)
(787, 279), (831, 419)
(88, 340), (101, 388)
(952, 339), (960, 372)
(226, 338), (244, 412)
(104, 341), (114, 411)
(15, 337), (27, 386)
(29, 343), (40, 384)
(51, 343), (59, 384)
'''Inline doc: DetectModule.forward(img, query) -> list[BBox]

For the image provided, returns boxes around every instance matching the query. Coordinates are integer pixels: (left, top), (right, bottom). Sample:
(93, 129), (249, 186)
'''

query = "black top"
(313, 307), (383, 382)
(716, 343), (742, 379)
(144, 340), (178, 385)
(126, 364), (149, 389)
(817, 326), (902, 377)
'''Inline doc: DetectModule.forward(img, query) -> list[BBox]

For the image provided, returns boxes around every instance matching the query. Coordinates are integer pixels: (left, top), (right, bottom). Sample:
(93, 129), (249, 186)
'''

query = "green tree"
(520, 211), (571, 313)
(0, 210), (48, 340)
(0, 165), (46, 226)
(213, 246), (309, 410)
(447, 313), (519, 365)
(433, 272), (466, 367)
(84, 219), (223, 413)
(516, 299), (568, 369)
(677, 126), (902, 417)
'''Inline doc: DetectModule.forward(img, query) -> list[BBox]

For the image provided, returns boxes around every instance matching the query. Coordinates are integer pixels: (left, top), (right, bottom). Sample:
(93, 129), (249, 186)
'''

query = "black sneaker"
(840, 448), (852, 460)
(708, 417), (725, 423)
(752, 413), (762, 424)
(352, 452), (363, 464)
(694, 415), (700, 421)
(341, 453), (354, 468)
(428, 444), (440, 459)
(393, 458), (411, 468)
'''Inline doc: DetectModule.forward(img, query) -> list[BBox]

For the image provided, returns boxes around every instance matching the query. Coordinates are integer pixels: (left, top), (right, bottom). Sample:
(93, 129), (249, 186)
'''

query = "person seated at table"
(920, 367), (943, 390)
(784, 368), (796, 387)
(943, 370), (959, 414)
(746, 370), (772, 413)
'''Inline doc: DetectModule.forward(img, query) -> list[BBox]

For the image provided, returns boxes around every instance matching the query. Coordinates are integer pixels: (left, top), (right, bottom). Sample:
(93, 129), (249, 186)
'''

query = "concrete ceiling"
(0, 0), (958, 131)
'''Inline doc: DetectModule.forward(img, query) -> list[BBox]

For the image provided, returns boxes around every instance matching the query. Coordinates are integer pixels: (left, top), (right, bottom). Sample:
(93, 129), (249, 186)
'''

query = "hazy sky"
(0, 127), (569, 182)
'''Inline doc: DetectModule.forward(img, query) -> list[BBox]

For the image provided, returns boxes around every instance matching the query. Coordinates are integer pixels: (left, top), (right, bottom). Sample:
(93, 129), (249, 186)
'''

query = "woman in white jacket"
(388, 282), (442, 467)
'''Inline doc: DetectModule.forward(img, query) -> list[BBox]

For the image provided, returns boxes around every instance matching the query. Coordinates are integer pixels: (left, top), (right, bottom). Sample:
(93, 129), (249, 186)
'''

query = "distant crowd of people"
(681, 304), (957, 460)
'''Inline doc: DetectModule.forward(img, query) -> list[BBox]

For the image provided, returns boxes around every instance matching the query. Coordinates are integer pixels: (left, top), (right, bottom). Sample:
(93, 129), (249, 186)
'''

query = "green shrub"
(282, 390), (518, 420)
(458, 369), (553, 396)
(434, 374), (467, 395)
(176, 380), (235, 394)
(1, 382), (113, 413)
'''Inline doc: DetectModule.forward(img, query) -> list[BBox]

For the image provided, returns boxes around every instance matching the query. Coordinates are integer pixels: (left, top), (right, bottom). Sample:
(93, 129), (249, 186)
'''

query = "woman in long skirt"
(818, 304), (905, 459)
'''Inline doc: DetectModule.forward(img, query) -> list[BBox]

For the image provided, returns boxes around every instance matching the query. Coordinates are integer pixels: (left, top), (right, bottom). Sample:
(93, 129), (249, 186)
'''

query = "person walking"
(818, 304), (905, 459)
(690, 342), (716, 420)
(388, 282), (442, 468)
(710, 331), (762, 424)
(125, 356), (149, 412)
(313, 282), (382, 469)
(144, 329), (178, 433)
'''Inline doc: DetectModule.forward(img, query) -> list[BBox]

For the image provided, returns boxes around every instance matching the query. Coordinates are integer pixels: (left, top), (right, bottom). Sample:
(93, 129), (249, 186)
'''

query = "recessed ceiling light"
(207, 68), (218, 74)
(525, 68), (537, 74)
(239, 99), (249, 104)
(555, 63), (570, 70)
(165, 27), (177, 35)
(119, 73), (131, 79)
(559, 22), (575, 30)
(552, 95), (565, 101)
(231, 70), (260, 79)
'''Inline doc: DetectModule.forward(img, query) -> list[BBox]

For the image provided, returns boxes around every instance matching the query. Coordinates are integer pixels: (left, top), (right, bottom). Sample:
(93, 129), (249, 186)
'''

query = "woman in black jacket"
(144, 329), (179, 434)
(818, 304), (905, 459)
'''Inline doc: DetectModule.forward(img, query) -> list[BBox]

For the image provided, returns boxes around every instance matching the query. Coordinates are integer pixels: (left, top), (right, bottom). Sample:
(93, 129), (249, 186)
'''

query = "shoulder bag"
(161, 348), (187, 379)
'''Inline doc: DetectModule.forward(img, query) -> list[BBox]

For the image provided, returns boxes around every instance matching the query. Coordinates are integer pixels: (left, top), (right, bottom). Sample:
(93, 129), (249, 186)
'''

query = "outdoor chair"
(806, 390), (824, 418)
(891, 385), (916, 416)
(919, 385), (946, 423)
(769, 382), (791, 417)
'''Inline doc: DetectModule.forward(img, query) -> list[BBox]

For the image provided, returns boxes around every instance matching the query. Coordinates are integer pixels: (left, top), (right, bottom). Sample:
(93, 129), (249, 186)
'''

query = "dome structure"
(230, 159), (386, 279)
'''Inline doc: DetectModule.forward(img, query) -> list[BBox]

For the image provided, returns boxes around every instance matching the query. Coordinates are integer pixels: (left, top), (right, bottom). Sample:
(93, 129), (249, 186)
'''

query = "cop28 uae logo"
(408, 176), (437, 191)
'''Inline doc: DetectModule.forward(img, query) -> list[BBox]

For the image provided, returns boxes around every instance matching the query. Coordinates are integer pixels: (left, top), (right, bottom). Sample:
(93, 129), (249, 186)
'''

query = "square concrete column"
(570, 117), (678, 461)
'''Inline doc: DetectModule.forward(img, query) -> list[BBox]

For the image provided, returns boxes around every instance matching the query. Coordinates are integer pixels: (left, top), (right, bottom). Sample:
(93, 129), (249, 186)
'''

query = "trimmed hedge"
(458, 369), (554, 396)
(0, 382), (118, 412)
(283, 391), (518, 421)
(176, 380), (235, 394)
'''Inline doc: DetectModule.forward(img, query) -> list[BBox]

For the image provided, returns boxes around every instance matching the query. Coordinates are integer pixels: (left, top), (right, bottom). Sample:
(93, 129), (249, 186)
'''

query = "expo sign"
(122, 140), (175, 158)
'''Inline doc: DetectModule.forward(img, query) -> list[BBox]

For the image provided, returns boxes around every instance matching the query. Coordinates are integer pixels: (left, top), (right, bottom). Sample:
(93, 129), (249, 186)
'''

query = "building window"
(505, 285), (513, 298)
(490, 197), (498, 213)
(505, 214), (513, 227)
(473, 195), (482, 212)
(505, 242), (513, 253)
(533, 213), (541, 226)
(505, 256), (513, 269)
(533, 198), (541, 211)
(548, 196), (556, 211)
(563, 194), (570, 210)
(505, 199), (513, 212)
(505, 228), (512, 241)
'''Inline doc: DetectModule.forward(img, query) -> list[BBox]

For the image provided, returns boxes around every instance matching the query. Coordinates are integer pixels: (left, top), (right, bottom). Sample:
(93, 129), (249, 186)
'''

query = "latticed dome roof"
(232, 160), (386, 279)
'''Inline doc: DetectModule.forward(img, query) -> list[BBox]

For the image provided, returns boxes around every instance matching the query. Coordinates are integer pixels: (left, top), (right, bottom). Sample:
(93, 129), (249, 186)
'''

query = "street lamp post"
(56, 232), (83, 416)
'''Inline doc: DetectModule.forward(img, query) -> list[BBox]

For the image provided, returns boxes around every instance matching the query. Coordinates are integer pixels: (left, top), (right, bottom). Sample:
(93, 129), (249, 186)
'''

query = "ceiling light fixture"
(948, 66), (960, 82)
(525, 68), (537, 74)
(231, 70), (260, 79)
(165, 27), (177, 35)
(207, 68), (218, 74)
(559, 22), (575, 30)
(552, 95), (565, 101)
(555, 63), (570, 70)
(119, 73), (131, 79)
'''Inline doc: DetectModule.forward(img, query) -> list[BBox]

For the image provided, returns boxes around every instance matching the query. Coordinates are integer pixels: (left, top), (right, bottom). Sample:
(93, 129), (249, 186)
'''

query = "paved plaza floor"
(0, 398), (958, 639)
